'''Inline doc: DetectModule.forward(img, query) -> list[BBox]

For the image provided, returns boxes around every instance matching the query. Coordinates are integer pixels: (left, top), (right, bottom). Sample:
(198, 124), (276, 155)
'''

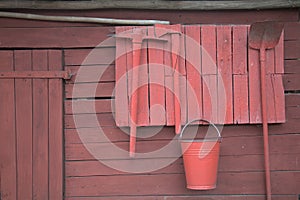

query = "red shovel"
(249, 21), (283, 200)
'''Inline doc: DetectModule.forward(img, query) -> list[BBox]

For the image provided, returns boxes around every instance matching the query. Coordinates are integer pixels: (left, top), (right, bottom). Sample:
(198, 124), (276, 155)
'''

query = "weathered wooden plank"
(135, 26), (150, 126)
(202, 75), (218, 123)
(275, 31), (284, 74)
(65, 195), (297, 200)
(272, 74), (286, 122)
(0, 51), (16, 200)
(32, 50), (49, 200)
(65, 113), (116, 128)
(284, 40), (300, 59)
(65, 153), (299, 177)
(266, 75), (277, 123)
(65, 171), (299, 196)
(64, 47), (115, 66)
(48, 50), (64, 200)
(65, 65), (115, 83)
(233, 75), (249, 124)
(14, 50), (33, 200)
(266, 48), (275, 74)
(285, 94), (300, 107)
(65, 99), (113, 114)
(217, 25), (233, 124)
(1, 0), (300, 10)
(148, 26), (165, 126)
(115, 26), (129, 126)
(65, 82), (115, 99)
(284, 22), (300, 41)
(248, 29), (261, 123)
(232, 25), (248, 75)
(284, 60), (300, 74)
(283, 74), (300, 91)
(201, 25), (217, 75)
(165, 76), (175, 126)
(65, 134), (300, 160)
(185, 25), (202, 122)
(0, 27), (114, 48)
(179, 75), (187, 125)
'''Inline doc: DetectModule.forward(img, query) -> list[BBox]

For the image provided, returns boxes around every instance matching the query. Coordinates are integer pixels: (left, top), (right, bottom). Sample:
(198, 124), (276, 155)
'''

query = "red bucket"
(179, 119), (221, 190)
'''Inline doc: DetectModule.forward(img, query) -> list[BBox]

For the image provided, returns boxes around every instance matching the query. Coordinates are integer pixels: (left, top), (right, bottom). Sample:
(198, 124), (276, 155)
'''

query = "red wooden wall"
(0, 8), (299, 200)
(0, 50), (64, 199)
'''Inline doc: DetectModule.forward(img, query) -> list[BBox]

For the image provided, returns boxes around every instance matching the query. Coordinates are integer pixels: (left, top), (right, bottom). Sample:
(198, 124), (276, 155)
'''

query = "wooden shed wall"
(0, 8), (299, 199)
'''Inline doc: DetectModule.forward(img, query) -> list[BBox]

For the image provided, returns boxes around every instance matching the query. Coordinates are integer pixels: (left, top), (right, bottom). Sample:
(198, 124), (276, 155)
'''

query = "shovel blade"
(249, 21), (283, 50)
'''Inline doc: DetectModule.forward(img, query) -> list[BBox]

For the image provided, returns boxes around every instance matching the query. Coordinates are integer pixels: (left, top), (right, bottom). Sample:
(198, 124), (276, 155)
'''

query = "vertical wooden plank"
(179, 75), (187, 125)
(275, 31), (284, 74)
(266, 75), (276, 123)
(248, 27), (262, 124)
(14, 50), (33, 200)
(165, 77), (175, 126)
(185, 25), (202, 122)
(232, 25), (248, 75)
(217, 25), (233, 124)
(272, 74), (285, 123)
(48, 50), (63, 200)
(266, 49), (275, 74)
(202, 75), (218, 123)
(155, 24), (174, 125)
(148, 26), (165, 125)
(32, 50), (49, 200)
(136, 26), (150, 126)
(233, 75), (249, 124)
(115, 26), (129, 126)
(0, 51), (16, 200)
(201, 25), (217, 75)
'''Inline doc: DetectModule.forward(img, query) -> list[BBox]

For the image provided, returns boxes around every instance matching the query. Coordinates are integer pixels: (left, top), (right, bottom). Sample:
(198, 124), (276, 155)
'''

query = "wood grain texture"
(0, 27), (114, 48)
(217, 25), (233, 124)
(65, 171), (299, 197)
(233, 75), (249, 124)
(0, 51), (16, 200)
(148, 26), (165, 125)
(48, 50), (64, 200)
(115, 27), (129, 126)
(32, 50), (49, 200)
(232, 25), (248, 75)
(0, 0), (299, 10)
(14, 50), (33, 200)
(185, 25), (203, 122)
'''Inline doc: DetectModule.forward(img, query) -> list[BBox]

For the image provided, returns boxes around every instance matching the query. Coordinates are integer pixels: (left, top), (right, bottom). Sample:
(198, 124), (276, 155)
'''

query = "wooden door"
(0, 50), (64, 200)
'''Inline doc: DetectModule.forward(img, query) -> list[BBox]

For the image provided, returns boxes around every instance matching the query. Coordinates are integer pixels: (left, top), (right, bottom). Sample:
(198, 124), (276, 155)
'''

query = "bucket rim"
(179, 118), (221, 142)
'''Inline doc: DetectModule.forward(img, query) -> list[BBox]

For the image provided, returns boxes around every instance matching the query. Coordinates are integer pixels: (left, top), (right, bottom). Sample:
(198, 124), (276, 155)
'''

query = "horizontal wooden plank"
(64, 48), (115, 66)
(65, 113), (116, 128)
(1, 1), (300, 10)
(65, 65), (115, 83)
(0, 27), (114, 48)
(285, 40), (300, 59)
(65, 134), (300, 160)
(284, 22), (300, 41)
(284, 60), (300, 74)
(285, 94), (300, 107)
(283, 74), (300, 91)
(65, 82), (115, 99)
(0, 10), (298, 29)
(65, 171), (300, 196)
(66, 153), (299, 177)
(65, 195), (298, 200)
(65, 99), (113, 114)
(64, 117), (300, 144)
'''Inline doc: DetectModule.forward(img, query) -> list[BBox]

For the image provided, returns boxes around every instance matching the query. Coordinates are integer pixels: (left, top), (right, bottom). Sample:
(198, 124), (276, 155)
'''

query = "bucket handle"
(179, 118), (221, 141)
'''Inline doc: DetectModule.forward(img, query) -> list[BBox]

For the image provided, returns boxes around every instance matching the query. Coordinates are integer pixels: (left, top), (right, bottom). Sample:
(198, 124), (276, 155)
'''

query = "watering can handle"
(179, 118), (221, 140)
